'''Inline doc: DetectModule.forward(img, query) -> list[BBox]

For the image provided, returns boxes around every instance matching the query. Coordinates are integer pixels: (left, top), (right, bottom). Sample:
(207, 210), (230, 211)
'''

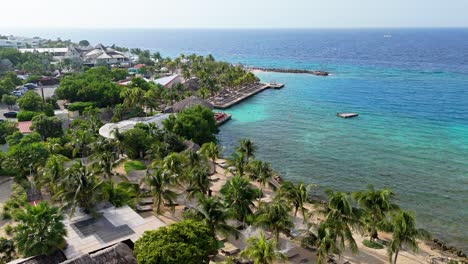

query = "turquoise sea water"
(218, 69), (468, 249)
(6, 28), (468, 249)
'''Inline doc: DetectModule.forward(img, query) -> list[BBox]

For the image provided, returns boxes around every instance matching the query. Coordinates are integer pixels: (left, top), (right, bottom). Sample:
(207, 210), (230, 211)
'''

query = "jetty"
(337, 113), (359, 118)
(247, 67), (330, 76)
(208, 82), (284, 109)
(214, 112), (232, 126)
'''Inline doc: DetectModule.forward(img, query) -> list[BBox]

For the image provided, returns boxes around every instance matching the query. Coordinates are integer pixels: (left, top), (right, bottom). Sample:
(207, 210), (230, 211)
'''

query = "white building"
(18, 47), (79, 61)
(82, 44), (129, 66)
(0, 36), (44, 48)
(98, 114), (170, 139)
(153, 74), (181, 88)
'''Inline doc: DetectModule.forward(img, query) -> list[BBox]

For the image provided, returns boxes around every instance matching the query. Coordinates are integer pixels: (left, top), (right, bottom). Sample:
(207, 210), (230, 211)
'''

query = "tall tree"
(54, 161), (102, 216)
(315, 221), (340, 264)
(246, 160), (274, 190)
(37, 154), (69, 197)
(14, 202), (66, 257)
(142, 167), (177, 214)
(255, 197), (293, 244)
(227, 151), (247, 177)
(323, 191), (360, 254)
(352, 185), (399, 241)
(199, 142), (221, 173)
(186, 165), (211, 199)
(237, 138), (256, 161)
(220, 175), (261, 225)
(240, 231), (286, 264)
(186, 195), (238, 239)
(278, 181), (311, 223)
(387, 211), (421, 264)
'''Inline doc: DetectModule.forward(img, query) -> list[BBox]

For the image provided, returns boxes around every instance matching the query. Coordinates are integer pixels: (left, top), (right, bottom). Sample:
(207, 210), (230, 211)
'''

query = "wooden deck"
(209, 83), (284, 109)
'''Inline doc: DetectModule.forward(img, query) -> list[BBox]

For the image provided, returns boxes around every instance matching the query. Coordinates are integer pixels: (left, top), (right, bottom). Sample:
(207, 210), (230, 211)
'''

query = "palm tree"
(278, 181), (311, 223)
(227, 151), (247, 177)
(245, 160), (274, 190)
(352, 185), (399, 241)
(323, 190), (360, 254)
(315, 221), (340, 264)
(142, 167), (177, 214)
(158, 152), (186, 184)
(54, 161), (102, 216)
(89, 150), (125, 183)
(255, 197), (293, 244)
(186, 165), (211, 199)
(37, 154), (69, 197)
(101, 181), (138, 208)
(200, 142), (220, 173)
(121, 87), (146, 110)
(220, 175), (262, 225)
(237, 138), (256, 161)
(187, 194), (239, 239)
(240, 231), (287, 264)
(14, 202), (67, 257)
(387, 210), (421, 264)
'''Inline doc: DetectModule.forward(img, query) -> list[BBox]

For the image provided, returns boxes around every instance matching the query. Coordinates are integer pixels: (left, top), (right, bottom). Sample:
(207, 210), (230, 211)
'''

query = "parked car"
(12, 90), (23, 97)
(3, 111), (18, 118)
(24, 83), (38, 89)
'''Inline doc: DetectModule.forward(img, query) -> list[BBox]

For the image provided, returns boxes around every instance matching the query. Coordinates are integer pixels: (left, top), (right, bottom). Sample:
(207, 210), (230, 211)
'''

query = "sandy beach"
(145, 160), (457, 264)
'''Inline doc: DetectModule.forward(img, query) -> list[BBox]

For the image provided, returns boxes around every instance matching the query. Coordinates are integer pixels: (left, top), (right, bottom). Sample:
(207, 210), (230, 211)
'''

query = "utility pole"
(40, 81), (45, 110)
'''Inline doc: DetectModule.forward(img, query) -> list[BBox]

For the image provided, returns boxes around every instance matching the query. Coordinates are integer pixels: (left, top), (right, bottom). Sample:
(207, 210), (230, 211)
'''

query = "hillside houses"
(18, 44), (130, 66)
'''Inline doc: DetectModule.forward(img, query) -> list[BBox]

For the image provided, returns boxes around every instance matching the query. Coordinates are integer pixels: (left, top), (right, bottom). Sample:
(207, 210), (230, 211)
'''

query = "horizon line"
(2, 26), (468, 31)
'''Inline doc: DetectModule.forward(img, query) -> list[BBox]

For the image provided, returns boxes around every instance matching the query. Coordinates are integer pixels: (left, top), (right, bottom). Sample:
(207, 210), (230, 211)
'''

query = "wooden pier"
(209, 82), (284, 109)
(337, 113), (359, 118)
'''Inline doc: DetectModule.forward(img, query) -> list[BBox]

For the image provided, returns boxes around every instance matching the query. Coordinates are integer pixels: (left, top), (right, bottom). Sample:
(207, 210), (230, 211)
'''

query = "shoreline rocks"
(430, 238), (467, 260)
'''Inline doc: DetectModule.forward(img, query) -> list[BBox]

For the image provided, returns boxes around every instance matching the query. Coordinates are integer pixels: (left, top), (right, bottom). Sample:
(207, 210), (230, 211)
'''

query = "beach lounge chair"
(139, 197), (153, 205)
(221, 242), (240, 256)
(136, 204), (152, 212)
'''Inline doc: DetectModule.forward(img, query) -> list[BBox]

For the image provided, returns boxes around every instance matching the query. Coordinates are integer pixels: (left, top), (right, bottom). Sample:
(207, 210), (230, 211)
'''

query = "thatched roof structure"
(172, 96), (213, 113)
(184, 140), (201, 152)
(61, 243), (136, 264)
(10, 250), (66, 264)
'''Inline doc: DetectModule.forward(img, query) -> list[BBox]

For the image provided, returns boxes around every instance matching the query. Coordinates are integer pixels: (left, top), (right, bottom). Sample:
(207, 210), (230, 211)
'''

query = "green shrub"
(17, 111), (42, 121)
(4, 225), (13, 236)
(362, 239), (384, 249)
(134, 220), (217, 264)
(67, 101), (96, 113)
(124, 160), (146, 174)
(2, 211), (11, 220)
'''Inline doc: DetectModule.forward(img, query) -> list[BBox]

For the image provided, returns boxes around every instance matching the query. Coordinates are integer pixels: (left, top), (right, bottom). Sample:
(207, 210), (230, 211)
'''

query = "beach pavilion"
(98, 113), (170, 139)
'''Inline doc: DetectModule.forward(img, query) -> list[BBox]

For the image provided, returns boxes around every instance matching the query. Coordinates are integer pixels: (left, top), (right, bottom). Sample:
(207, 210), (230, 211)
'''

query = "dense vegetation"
(134, 220), (217, 264)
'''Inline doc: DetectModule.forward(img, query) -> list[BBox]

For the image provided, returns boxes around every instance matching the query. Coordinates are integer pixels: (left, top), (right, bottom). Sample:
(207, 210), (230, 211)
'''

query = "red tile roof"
(134, 64), (146, 69)
(17, 121), (32, 134)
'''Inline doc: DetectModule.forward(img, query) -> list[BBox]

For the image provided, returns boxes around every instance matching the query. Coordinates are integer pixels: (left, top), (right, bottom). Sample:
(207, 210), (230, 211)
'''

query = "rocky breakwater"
(248, 67), (330, 76)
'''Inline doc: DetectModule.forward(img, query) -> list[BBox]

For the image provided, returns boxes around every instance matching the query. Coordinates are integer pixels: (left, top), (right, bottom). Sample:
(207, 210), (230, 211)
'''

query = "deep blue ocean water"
(6, 28), (468, 249)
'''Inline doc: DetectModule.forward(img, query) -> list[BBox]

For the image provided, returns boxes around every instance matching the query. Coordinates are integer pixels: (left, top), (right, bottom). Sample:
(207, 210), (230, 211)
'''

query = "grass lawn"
(124, 160), (147, 174)
(362, 239), (384, 249)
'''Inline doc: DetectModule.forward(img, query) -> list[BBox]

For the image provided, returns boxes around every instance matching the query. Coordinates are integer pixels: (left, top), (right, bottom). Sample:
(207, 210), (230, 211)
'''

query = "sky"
(1, 0), (468, 29)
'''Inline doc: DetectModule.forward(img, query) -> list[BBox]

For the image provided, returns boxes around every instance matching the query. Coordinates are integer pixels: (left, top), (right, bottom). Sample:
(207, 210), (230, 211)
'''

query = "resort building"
(18, 47), (80, 61)
(98, 114), (170, 139)
(82, 44), (129, 66)
(62, 206), (164, 259)
(170, 95), (213, 113)
(152, 74), (180, 88)
(0, 36), (44, 48)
